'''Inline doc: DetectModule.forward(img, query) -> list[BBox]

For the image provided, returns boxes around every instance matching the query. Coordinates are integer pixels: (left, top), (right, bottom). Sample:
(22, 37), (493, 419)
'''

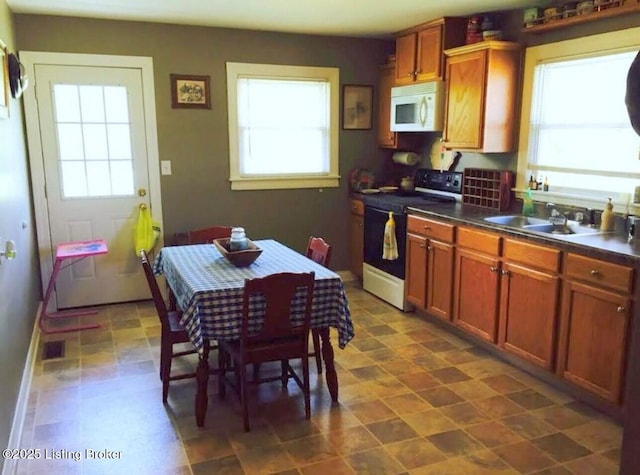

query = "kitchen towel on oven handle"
(382, 211), (399, 260)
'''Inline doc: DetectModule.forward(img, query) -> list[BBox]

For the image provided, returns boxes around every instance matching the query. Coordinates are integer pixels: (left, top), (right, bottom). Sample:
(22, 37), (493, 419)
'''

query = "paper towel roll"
(392, 152), (419, 166)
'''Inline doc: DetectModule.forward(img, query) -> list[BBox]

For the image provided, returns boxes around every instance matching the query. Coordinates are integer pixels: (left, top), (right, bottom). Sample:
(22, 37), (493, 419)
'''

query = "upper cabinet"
(443, 41), (521, 153)
(394, 17), (468, 85)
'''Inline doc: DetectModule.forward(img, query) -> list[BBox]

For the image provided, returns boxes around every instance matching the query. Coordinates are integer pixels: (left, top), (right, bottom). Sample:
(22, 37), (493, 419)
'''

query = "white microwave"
(390, 81), (445, 132)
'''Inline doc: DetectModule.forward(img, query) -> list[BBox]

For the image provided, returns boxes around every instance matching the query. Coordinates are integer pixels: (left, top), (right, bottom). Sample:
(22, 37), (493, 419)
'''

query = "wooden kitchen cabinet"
(443, 41), (521, 152)
(453, 227), (502, 342)
(349, 198), (364, 278)
(498, 239), (562, 370)
(405, 215), (455, 319)
(394, 17), (467, 85)
(557, 254), (633, 403)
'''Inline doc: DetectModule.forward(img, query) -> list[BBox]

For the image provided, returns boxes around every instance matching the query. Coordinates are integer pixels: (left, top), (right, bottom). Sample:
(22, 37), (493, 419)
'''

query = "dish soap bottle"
(522, 189), (534, 216)
(600, 198), (615, 231)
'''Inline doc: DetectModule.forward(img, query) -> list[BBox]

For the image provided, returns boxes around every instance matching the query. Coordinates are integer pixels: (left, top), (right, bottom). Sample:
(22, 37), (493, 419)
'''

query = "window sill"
(230, 175), (340, 191)
(515, 188), (638, 214)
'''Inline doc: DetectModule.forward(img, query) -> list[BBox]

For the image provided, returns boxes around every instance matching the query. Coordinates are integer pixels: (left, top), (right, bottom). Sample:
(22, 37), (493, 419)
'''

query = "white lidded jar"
(229, 227), (248, 251)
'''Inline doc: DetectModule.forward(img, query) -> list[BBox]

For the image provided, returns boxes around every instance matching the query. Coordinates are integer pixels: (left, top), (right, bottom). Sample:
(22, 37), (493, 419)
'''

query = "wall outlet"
(161, 160), (172, 175)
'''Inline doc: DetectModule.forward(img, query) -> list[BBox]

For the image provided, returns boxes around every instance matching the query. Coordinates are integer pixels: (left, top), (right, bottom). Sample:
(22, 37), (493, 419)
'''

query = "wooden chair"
(218, 272), (315, 432)
(188, 226), (233, 244)
(305, 236), (332, 374)
(140, 250), (209, 403)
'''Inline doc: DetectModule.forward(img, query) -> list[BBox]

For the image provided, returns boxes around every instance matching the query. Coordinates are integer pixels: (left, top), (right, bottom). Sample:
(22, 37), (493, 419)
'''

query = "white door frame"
(21, 51), (164, 305)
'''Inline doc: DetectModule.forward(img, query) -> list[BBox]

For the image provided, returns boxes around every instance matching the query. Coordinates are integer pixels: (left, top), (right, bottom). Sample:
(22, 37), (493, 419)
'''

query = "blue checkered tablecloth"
(152, 239), (354, 353)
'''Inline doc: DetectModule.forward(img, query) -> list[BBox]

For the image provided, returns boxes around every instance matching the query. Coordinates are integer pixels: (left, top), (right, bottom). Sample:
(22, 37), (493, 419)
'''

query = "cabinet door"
(558, 281), (630, 403)
(416, 25), (443, 81)
(443, 49), (487, 149)
(426, 239), (454, 320)
(395, 33), (417, 85)
(405, 233), (428, 308)
(453, 248), (500, 342)
(377, 63), (397, 148)
(349, 213), (364, 278)
(498, 262), (560, 370)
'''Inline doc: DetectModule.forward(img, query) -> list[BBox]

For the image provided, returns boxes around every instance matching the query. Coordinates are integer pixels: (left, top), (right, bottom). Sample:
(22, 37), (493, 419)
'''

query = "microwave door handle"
(419, 97), (428, 127)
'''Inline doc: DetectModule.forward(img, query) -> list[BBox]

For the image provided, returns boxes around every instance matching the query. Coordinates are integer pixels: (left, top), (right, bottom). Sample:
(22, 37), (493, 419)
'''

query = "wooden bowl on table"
(213, 238), (262, 267)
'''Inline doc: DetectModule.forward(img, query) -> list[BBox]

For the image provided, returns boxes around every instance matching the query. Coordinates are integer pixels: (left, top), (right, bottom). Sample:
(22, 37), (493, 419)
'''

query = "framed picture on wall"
(342, 84), (372, 130)
(0, 40), (8, 119)
(170, 74), (211, 109)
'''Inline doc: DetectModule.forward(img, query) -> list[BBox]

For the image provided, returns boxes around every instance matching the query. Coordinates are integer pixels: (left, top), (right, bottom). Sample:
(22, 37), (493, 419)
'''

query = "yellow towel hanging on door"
(382, 211), (399, 260)
(134, 204), (161, 256)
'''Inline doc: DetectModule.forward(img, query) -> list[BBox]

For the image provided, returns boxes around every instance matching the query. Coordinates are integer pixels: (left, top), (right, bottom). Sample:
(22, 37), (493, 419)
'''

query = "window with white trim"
(226, 62), (340, 190)
(517, 28), (640, 207)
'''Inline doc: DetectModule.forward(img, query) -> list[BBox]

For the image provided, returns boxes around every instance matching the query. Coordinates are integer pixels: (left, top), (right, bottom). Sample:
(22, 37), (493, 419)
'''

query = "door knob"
(138, 188), (147, 197)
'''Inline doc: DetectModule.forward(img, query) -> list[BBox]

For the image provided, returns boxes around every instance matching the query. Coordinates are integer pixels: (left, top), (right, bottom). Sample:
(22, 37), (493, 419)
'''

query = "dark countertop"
(406, 202), (640, 267)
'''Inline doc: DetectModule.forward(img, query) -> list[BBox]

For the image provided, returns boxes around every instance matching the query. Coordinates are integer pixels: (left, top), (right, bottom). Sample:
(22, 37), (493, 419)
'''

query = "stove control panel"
(414, 169), (463, 194)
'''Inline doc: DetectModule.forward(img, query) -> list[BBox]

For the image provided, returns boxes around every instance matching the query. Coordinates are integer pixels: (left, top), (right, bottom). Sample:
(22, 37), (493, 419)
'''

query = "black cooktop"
(361, 170), (462, 214)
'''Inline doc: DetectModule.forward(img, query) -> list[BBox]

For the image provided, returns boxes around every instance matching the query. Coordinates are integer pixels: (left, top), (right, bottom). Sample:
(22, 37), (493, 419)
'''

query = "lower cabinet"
(453, 227), (501, 342)
(557, 254), (633, 403)
(349, 199), (364, 278)
(498, 239), (561, 370)
(407, 215), (634, 408)
(405, 216), (455, 319)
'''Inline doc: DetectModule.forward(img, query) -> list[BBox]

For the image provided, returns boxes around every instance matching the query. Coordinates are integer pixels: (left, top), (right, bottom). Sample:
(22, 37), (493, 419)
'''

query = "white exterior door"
(23, 53), (162, 309)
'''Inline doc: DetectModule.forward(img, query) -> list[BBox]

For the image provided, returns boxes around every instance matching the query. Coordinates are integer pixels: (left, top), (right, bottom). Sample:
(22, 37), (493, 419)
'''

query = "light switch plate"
(161, 160), (172, 175)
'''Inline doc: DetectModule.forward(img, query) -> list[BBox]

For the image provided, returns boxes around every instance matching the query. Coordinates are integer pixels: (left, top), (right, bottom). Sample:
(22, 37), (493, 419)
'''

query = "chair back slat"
(188, 226), (232, 244)
(241, 272), (315, 346)
(139, 250), (169, 328)
(306, 236), (331, 267)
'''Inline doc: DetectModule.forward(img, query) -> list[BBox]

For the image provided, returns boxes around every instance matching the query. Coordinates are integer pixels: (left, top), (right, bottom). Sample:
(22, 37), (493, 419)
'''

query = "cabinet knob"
(423, 226), (431, 230)
(427, 246), (433, 251)
(407, 72), (413, 77)
(617, 306), (626, 313)
(419, 243), (426, 248)
(501, 269), (510, 276)
(590, 269), (600, 276)
(489, 266), (498, 273)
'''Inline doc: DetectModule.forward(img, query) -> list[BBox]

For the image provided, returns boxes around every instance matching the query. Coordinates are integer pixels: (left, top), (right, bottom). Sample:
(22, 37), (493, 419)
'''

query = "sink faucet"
(546, 203), (568, 227)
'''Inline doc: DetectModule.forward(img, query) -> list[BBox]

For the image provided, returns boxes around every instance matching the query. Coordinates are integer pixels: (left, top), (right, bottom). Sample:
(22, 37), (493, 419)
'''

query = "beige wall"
(14, 14), (394, 270)
(0, 1), (41, 469)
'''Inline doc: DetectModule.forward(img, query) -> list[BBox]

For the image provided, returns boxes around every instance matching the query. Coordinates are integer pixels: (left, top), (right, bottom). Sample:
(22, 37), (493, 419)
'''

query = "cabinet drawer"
(457, 227), (500, 256)
(407, 215), (454, 242)
(504, 239), (561, 273)
(350, 199), (364, 216)
(565, 253), (633, 293)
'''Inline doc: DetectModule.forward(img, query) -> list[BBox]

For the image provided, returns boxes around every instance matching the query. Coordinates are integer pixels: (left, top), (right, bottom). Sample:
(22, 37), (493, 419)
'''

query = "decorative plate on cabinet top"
(349, 168), (376, 191)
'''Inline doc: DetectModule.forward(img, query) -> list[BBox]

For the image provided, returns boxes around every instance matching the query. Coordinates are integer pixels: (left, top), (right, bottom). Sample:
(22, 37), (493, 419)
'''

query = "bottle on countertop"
(528, 175), (537, 190)
(522, 189), (535, 216)
(537, 176), (543, 190)
(600, 198), (615, 232)
(543, 176), (549, 192)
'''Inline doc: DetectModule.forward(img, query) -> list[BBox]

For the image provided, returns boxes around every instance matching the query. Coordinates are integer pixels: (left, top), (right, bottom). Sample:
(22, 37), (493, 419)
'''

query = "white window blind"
(526, 50), (640, 196)
(238, 78), (329, 175)
(226, 62), (340, 190)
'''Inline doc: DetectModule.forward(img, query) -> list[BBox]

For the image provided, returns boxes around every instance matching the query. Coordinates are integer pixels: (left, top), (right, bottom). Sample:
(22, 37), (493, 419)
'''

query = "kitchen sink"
(521, 222), (604, 236)
(483, 215), (549, 227)
(483, 215), (605, 237)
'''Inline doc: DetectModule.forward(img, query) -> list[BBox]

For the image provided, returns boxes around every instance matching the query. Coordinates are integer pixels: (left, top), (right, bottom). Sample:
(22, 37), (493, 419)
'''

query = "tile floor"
(15, 282), (622, 474)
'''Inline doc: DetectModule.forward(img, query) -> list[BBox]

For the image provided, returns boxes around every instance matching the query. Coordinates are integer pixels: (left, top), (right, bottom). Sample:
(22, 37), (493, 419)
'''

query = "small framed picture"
(170, 74), (211, 109)
(0, 40), (8, 119)
(342, 84), (373, 130)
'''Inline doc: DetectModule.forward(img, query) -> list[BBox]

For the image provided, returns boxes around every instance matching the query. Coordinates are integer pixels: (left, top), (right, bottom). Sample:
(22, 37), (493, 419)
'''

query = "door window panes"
(53, 84), (134, 198)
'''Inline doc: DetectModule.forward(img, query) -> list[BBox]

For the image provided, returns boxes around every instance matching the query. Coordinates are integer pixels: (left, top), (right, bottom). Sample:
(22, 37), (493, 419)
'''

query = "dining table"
(152, 239), (355, 426)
